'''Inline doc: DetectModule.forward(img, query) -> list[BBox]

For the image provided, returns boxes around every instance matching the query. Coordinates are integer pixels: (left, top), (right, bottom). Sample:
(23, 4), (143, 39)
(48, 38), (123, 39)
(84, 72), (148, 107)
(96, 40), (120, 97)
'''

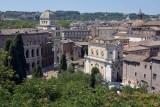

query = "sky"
(0, 0), (159, 15)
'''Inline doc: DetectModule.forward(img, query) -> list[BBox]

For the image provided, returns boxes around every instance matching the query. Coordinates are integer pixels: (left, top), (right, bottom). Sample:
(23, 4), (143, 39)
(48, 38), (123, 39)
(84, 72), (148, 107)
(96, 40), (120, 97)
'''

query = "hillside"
(0, 10), (156, 21)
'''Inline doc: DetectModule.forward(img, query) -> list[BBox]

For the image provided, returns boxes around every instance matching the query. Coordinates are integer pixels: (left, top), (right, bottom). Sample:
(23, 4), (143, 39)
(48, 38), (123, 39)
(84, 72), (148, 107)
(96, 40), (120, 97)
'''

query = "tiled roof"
(151, 56), (160, 61)
(143, 20), (160, 26)
(124, 46), (148, 52)
(139, 40), (160, 47)
(0, 28), (48, 35)
(124, 54), (148, 62)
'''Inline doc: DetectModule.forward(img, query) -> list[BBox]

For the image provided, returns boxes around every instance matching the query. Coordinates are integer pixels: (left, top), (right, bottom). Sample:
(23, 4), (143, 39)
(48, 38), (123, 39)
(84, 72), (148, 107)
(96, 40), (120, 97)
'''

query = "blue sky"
(0, 0), (159, 15)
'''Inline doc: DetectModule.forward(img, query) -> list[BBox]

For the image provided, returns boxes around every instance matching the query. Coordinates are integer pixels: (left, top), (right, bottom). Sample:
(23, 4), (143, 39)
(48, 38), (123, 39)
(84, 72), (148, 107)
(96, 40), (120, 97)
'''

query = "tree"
(0, 51), (16, 92)
(60, 54), (67, 71)
(90, 67), (99, 88)
(3, 39), (12, 67)
(9, 33), (27, 84)
(4, 39), (12, 51)
(67, 63), (74, 73)
(58, 20), (71, 29)
(32, 65), (43, 78)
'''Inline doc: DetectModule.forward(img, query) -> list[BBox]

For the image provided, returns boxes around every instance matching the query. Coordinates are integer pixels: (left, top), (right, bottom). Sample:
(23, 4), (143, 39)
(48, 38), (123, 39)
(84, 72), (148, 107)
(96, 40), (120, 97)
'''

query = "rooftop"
(124, 54), (149, 62)
(0, 28), (48, 35)
(124, 46), (148, 52)
(143, 20), (160, 26)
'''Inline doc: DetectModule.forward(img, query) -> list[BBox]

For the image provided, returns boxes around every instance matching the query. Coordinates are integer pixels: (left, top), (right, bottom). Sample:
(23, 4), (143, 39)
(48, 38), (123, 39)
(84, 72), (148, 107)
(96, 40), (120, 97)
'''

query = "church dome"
(132, 20), (144, 27)
(40, 10), (55, 20)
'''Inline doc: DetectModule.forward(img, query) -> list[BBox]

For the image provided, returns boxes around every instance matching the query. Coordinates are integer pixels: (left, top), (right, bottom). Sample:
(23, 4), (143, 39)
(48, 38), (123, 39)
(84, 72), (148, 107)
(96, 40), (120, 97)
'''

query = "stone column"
(34, 48), (36, 57)
(39, 48), (41, 56)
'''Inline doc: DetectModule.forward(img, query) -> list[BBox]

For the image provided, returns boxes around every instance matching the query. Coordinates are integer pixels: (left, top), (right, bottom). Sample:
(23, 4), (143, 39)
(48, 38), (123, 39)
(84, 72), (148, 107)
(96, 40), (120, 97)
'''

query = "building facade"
(0, 29), (53, 74)
(123, 54), (160, 93)
(84, 36), (123, 82)
(61, 30), (91, 42)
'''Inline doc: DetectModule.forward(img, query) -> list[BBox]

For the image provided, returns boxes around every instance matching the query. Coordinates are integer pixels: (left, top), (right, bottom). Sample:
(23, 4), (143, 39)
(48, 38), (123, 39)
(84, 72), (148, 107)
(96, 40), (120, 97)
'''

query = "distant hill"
(0, 10), (158, 21)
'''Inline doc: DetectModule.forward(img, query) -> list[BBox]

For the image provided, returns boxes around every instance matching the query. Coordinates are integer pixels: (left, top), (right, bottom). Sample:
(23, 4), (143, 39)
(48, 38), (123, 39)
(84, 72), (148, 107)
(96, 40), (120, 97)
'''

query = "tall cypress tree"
(60, 54), (67, 71)
(90, 67), (99, 88)
(13, 33), (27, 79)
(9, 33), (27, 84)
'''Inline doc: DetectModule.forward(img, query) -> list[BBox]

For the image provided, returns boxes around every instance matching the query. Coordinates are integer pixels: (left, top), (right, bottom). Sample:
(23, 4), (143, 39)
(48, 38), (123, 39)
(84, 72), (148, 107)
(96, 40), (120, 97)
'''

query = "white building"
(84, 36), (123, 82)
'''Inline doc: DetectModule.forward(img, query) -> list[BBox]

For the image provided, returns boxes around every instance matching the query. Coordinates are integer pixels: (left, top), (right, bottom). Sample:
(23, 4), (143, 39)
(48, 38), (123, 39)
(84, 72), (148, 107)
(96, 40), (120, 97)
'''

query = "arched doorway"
(32, 49), (34, 57)
(32, 62), (35, 68)
(26, 50), (29, 58)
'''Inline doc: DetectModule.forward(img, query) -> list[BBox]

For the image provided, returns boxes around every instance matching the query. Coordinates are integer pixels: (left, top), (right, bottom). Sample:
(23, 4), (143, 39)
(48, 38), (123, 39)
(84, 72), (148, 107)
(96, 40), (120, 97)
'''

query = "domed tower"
(137, 9), (143, 20)
(40, 10), (55, 26)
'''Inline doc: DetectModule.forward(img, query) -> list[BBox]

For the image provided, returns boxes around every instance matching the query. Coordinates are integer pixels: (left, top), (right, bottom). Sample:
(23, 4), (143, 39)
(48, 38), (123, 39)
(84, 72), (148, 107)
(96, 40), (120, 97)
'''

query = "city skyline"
(0, 0), (159, 15)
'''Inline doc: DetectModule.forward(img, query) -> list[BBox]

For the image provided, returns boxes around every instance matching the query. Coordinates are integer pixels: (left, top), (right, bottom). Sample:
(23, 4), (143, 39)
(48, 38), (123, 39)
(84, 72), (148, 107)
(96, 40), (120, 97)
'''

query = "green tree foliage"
(67, 63), (74, 73)
(3, 39), (12, 67)
(58, 20), (71, 28)
(9, 33), (27, 84)
(0, 20), (38, 29)
(32, 65), (43, 78)
(4, 39), (12, 51)
(0, 51), (16, 92)
(0, 71), (160, 106)
(60, 54), (67, 71)
(90, 67), (99, 88)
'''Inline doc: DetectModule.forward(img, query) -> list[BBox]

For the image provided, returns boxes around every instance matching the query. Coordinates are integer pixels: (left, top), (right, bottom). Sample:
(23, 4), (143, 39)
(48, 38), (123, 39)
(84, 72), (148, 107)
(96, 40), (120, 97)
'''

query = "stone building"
(84, 36), (123, 82)
(37, 10), (61, 66)
(61, 30), (91, 42)
(60, 39), (82, 61)
(0, 28), (53, 74)
(123, 54), (160, 93)
(123, 40), (160, 57)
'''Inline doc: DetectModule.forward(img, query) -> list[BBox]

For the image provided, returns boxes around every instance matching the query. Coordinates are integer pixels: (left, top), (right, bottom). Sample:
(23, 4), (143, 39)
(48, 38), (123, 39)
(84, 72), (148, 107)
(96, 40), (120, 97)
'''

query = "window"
(153, 74), (157, 80)
(144, 74), (146, 78)
(150, 66), (152, 70)
(145, 65), (147, 68)
(135, 72), (137, 76)
(152, 87), (155, 90)
(137, 81), (139, 84)
(96, 50), (99, 56)
(91, 49), (94, 55)
(101, 66), (103, 69)
(110, 51), (113, 54)
(91, 64), (93, 66)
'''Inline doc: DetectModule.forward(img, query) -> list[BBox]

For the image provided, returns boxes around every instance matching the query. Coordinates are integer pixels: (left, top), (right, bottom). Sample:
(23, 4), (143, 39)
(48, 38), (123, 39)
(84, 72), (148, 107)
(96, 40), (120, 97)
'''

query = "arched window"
(37, 49), (39, 56)
(37, 60), (40, 65)
(32, 49), (34, 57)
(26, 50), (29, 58)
